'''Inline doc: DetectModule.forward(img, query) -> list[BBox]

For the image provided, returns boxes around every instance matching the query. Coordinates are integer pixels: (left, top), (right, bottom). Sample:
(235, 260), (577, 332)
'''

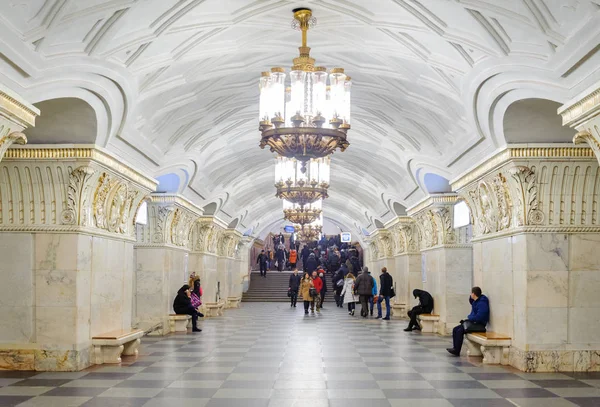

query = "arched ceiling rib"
(0, 0), (599, 234)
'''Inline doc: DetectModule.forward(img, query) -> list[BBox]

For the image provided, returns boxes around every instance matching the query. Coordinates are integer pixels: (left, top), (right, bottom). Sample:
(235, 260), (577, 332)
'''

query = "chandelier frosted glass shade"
(275, 157), (330, 206)
(258, 8), (351, 169)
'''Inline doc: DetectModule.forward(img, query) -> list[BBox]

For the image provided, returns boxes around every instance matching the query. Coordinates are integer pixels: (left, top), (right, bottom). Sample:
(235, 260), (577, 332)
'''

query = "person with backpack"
(369, 270), (378, 317)
(354, 267), (374, 318)
(378, 267), (394, 320)
(333, 263), (347, 307)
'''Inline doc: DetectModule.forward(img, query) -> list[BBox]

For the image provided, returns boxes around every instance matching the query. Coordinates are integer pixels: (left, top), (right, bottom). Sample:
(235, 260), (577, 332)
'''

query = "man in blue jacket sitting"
(447, 286), (489, 356)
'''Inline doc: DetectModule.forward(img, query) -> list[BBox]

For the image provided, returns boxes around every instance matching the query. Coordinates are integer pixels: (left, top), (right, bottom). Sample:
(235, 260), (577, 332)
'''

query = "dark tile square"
(329, 400), (392, 407)
(140, 367), (189, 374)
(530, 380), (592, 388)
(81, 373), (134, 380)
(220, 381), (274, 389)
(383, 389), (442, 398)
(10, 378), (72, 387)
(80, 397), (148, 407)
(157, 388), (218, 398)
(0, 396), (33, 407)
(565, 373), (600, 380)
(127, 361), (155, 367)
(566, 398), (600, 407)
(42, 387), (107, 397)
(449, 400), (514, 407)
(114, 380), (173, 388)
(469, 373), (520, 380)
(414, 366), (463, 373)
(373, 373), (423, 381)
(429, 380), (486, 389)
(493, 388), (558, 398)
(0, 372), (37, 379)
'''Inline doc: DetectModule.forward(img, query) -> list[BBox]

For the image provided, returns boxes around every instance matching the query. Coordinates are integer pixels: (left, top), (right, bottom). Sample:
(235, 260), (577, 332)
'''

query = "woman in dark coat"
(173, 284), (201, 332)
(405, 289), (434, 332)
(305, 253), (318, 274)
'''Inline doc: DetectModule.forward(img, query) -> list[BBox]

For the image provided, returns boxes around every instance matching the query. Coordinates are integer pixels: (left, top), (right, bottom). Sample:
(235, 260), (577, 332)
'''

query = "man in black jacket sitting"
(173, 285), (201, 332)
(405, 289), (434, 332)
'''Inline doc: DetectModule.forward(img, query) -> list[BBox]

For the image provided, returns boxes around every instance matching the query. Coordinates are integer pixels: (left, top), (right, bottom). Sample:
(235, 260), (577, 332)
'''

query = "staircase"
(242, 271), (293, 302)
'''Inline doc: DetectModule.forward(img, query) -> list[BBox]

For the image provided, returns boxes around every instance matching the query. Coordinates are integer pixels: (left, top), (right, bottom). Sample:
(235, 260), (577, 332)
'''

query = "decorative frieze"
(451, 145), (600, 240)
(190, 216), (229, 255)
(0, 85), (39, 163)
(407, 194), (467, 250)
(0, 146), (157, 239)
(135, 194), (203, 250)
(370, 217), (421, 258)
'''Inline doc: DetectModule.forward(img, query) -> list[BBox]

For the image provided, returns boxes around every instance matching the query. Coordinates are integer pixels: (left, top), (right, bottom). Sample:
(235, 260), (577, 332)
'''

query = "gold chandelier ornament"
(284, 206), (322, 226)
(258, 8), (351, 172)
(295, 224), (323, 242)
(275, 156), (330, 206)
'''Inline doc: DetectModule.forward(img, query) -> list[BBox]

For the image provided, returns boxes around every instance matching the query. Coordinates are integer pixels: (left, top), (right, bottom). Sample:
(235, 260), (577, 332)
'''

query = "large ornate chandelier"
(283, 199), (322, 225)
(275, 156), (330, 206)
(259, 8), (351, 172)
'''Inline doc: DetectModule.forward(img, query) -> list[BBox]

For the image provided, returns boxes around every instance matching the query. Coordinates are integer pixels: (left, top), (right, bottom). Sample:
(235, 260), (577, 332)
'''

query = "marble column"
(134, 194), (203, 335)
(408, 195), (473, 335)
(389, 218), (422, 307)
(453, 144), (600, 372)
(0, 84), (39, 162)
(0, 145), (156, 371)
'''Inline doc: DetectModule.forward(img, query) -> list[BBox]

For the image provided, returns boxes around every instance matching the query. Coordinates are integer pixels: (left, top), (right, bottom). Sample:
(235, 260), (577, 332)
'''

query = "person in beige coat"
(300, 272), (314, 315)
(340, 272), (358, 316)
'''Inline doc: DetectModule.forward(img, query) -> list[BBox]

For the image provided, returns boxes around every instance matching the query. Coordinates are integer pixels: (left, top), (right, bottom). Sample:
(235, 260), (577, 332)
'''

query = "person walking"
(300, 272), (314, 315)
(332, 263), (347, 307)
(354, 267), (374, 318)
(305, 252), (319, 274)
(311, 271), (323, 313)
(378, 267), (394, 320)
(288, 269), (301, 307)
(369, 270), (378, 317)
(173, 285), (201, 332)
(447, 287), (489, 356)
(405, 289), (434, 331)
(257, 250), (268, 278)
(301, 245), (310, 272)
(276, 245), (286, 272)
(289, 248), (298, 270)
(319, 270), (328, 308)
(341, 272), (358, 316)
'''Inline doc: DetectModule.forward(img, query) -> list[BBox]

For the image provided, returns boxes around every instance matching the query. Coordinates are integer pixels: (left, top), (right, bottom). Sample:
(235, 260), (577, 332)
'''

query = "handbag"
(462, 320), (486, 333)
(309, 287), (317, 297)
(336, 279), (344, 288)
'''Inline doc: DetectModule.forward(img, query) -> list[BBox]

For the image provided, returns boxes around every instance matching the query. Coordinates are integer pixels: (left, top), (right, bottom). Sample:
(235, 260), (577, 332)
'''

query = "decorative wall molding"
(135, 194), (203, 250)
(0, 145), (157, 238)
(0, 85), (38, 163)
(452, 145), (600, 239)
(408, 194), (462, 250)
(376, 216), (420, 256)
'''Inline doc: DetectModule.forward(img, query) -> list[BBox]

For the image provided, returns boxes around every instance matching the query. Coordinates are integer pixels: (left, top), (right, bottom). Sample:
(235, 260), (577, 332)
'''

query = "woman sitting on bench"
(173, 284), (202, 333)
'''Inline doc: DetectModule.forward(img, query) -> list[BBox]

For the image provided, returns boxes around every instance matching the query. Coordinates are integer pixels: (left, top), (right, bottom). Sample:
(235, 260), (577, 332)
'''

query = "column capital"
(0, 145), (157, 240)
(407, 194), (465, 250)
(0, 85), (39, 162)
(559, 83), (600, 165)
(451, 144), (600, 241)
(136, 193), (204, 250)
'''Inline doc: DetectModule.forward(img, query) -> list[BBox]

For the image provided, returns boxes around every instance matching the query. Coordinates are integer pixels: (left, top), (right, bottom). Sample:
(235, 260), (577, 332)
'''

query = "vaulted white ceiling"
(1, 0), (599, 241)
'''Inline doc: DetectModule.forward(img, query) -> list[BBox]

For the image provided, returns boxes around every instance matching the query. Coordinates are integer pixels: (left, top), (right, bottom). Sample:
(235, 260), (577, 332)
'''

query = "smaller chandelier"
(295, 224), (323, 242)
(283, 200), (322, 225)
(275, 156), (330, 206)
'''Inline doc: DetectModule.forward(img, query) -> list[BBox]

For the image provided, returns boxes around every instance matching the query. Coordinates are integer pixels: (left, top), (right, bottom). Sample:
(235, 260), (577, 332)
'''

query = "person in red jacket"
(311, 271), (323, 313)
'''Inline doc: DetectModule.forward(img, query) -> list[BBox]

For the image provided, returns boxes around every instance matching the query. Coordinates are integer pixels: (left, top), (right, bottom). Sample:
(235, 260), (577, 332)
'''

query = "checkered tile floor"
(1, 303), (600, 407)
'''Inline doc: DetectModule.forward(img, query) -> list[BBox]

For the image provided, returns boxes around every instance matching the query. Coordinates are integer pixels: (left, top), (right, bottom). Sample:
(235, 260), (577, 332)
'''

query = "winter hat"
(363, 266), (369, 273)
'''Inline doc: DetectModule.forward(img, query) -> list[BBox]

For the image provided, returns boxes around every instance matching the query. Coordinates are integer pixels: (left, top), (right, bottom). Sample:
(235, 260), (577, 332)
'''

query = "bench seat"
(391, 302), (407, 320)
(92, 329), (144, 364)
(226, 296), (242, 309)
(417, 314), (440, 333)
(204, 300), (226, 317)
(169, 314), (191, 333)
(466, 332), (511, 365)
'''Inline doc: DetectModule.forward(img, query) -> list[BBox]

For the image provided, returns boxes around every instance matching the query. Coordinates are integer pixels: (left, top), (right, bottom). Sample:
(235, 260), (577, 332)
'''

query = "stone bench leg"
(173, 319), (189, 332)
(94, 345), (124, 364)
(465, 338), (483, 357)
(419, 320), (437, 333)
(481, 346), (510, 365)
(122, 339), (140, 357)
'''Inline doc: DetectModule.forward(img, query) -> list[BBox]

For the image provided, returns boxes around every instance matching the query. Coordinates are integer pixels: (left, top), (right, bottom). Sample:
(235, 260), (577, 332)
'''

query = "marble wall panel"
(472, 242), (482, 287)
(569, 234), (600, 271)
(526, 307), (568, 347)
(0, 233), (34, 343)
(526, 270), (569, 308)
(482, 237), (512, 273)
(569, 270), (600, 308)
(525, 234), (569, 272)
(568, 308), (600, 345)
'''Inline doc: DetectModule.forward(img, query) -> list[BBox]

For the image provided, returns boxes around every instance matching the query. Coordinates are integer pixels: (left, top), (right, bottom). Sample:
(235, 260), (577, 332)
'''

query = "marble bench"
(92, 329), (144, 364)
(169, 314), (191, 333)
(204, 300), (226, 317)
(466, 332), (511, 365)
(417, 314), (440, 333)
(226, 296), (242, 309)
(391, 302), (408, 320)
